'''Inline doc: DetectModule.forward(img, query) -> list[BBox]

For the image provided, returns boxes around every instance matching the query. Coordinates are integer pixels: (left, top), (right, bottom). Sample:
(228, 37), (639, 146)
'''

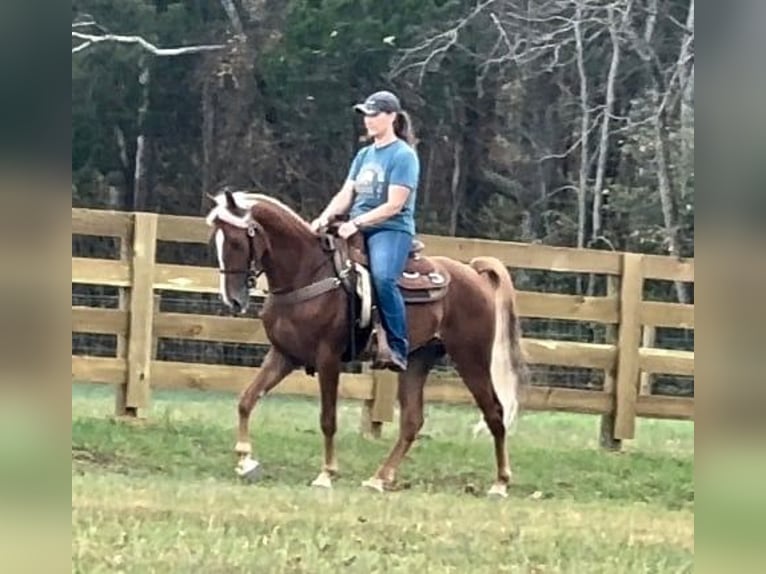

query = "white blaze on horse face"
(215, 228), (231, 306)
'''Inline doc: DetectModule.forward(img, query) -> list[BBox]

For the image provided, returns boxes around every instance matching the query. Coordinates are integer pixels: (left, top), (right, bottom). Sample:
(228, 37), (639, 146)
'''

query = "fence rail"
(71, 208), (694, 445)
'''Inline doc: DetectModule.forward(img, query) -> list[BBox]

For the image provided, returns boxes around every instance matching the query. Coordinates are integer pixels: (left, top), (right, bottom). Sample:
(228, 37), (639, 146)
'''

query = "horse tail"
(469, 256), (530, 432)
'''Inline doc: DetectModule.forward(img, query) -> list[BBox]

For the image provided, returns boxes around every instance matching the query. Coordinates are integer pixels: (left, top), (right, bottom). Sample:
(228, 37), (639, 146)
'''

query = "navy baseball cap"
(353, 90), (402, 115)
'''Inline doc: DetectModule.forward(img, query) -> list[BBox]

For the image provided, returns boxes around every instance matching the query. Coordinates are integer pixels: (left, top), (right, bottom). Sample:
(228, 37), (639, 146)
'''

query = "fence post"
(359, 363), (379, 437)
(360, 365), (397, 438)
(115, 221), (134, 417)
(613, 253), (643, 440)
(124, 212), (158, 416)
(599, 275), (622, 450)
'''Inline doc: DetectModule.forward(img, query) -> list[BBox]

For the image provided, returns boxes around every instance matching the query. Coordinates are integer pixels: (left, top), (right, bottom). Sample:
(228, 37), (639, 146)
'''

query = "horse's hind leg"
(362, 344), (440, 493)
(449, 345), (513, 498)
(235, 347), (294, 478)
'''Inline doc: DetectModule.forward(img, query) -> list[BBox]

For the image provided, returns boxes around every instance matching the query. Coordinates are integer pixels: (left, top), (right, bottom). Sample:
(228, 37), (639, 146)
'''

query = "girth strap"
(267, 276), (342, 306)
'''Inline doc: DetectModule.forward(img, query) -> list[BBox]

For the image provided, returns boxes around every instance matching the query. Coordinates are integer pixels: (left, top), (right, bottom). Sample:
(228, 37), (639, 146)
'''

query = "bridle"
(217, 223), (265, 289)
(216, 219), (353, 305)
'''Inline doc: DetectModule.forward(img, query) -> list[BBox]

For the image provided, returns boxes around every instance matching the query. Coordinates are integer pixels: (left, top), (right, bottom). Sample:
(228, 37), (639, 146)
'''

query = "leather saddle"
(327, 222), (451, 304)
(318, 220), (450, 370)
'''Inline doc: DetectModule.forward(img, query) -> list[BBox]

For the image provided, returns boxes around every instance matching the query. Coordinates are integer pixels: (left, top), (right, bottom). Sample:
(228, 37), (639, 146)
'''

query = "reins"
(219, 223), (353, 307)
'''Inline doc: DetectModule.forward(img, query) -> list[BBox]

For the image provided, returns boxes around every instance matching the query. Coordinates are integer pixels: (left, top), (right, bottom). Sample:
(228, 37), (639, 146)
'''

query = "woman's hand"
(337, 220), (359, 239)
(310, 216), (328, 232)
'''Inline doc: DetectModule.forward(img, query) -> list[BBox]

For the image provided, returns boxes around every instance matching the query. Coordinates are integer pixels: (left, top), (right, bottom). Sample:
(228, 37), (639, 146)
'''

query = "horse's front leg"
(311, 349), (341, 489)
(235, 347), (294, 479)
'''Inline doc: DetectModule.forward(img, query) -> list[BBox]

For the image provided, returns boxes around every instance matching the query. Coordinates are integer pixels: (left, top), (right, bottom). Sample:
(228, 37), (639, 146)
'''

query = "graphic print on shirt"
(354, 162), (386, 200)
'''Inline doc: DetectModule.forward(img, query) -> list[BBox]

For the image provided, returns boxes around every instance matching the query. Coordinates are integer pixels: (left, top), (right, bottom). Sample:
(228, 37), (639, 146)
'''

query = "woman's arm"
(315, 179), (355, 225)
(351, 185), (410, 228)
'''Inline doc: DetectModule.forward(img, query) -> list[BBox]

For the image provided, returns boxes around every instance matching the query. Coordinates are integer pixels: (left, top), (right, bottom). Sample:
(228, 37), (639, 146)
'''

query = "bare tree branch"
(389, 0), (497, 81)
(71, 41), (93, 54)
(531, 108), (605, 162)
(72, 30), (225, 56)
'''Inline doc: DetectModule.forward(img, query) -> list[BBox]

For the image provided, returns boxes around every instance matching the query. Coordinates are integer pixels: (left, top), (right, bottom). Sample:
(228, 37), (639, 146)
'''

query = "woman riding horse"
(311, 90), (419, 373)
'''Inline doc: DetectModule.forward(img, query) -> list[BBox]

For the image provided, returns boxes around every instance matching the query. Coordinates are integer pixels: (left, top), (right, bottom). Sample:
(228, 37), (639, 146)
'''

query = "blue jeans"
(365, 229), (412, 361)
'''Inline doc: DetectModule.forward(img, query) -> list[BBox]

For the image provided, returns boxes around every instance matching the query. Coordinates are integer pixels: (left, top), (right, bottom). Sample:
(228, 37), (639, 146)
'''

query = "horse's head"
(205, 189), (271, 314)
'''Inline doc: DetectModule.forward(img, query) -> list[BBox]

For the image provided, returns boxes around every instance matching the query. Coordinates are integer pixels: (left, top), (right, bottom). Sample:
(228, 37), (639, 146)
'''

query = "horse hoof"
(487, 483), (508, 498)
(235, 455), (261, 481)
(361, 477), (385, 493)
(311, 471), (333, 489)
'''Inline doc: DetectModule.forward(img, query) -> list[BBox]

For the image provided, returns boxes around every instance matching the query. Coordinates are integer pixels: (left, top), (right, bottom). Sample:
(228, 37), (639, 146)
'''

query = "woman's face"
(363, 111), (395, 138)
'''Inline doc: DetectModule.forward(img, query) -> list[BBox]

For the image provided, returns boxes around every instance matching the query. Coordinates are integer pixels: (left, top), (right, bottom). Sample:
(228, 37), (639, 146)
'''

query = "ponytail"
(394, 111), (417, 147)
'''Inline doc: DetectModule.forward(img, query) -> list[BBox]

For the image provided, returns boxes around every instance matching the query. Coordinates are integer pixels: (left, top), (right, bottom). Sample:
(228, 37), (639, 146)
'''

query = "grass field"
(72, 383), (694, 573)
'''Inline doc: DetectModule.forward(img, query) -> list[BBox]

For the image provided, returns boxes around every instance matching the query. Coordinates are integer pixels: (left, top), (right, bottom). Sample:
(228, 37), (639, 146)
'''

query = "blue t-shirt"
(347, 139), (420, 235)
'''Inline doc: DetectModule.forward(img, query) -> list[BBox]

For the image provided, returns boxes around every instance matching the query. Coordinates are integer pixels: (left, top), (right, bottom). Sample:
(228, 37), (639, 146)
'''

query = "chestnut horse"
(205, 189), (529, 497)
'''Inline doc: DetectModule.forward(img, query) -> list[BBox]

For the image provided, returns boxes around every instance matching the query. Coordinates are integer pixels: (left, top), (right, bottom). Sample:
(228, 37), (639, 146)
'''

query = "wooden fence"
(72, 208), (694, 447)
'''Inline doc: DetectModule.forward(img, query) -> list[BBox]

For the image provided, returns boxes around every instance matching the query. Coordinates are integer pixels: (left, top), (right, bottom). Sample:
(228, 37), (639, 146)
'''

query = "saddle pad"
(353, 263), (372, 329)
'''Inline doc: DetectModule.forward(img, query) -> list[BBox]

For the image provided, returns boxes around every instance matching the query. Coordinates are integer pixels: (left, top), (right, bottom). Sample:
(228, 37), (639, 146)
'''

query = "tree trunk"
(677, 1), (695, 199)
(637, 0), (691, 303)
(679, 62), (694, 199)
(588, 1), (631, 296)
(574, 4), (590, 253)
(573, 4), (591, 295)
(643, 0), (658, 44)
(653, 101), (688, 304)
(592, 1), (630, 248)
(422, 138), (437, 212)
(219, 0), (245, 37)
(113, 125), (131, 209)
(448, 137), (463, 236)
(133, 57), (151, 212)
(201, 77), (215, 211)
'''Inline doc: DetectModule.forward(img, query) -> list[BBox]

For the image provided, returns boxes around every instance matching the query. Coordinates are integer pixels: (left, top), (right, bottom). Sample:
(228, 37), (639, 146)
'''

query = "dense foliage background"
(72, 0), (694, 259)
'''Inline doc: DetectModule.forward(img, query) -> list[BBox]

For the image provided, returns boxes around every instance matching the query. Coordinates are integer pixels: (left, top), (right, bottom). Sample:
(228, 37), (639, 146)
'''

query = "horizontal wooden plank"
(153, 314), (615, 372)
(72, 354), (692, 421)
(72, 355), (126, 384)
(522, 386), (611, 415)
(518, 291), (618, 323)
(149, 361), (374, 400)
(158, 213), (621, 276)
(420, 234), (622, 275)
(153, 263), (269, 294)
(157, 214), (210, 243)
(642, 254), (694, 282)
(154, 264), (217, 293)
(72, 307), (128, 336)
(522, 339), (616, 370)
(76, 209), (694, 289)
(72, 257), (130, 287)
(72, 208), (132, 239)
(636, 395), (694, 420)
(155, 312), (268, 344)
(639, 348), (694, 376)
(641, 301), (694, 328)
(424, 377), (612, 415)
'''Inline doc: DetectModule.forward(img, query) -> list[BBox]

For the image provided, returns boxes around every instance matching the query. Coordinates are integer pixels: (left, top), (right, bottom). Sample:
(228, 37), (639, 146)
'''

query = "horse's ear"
(225, 189), (238, 211)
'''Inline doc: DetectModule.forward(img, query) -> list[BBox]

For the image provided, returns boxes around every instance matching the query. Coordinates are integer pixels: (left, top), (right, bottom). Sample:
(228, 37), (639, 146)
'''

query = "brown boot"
(369, 312), (406, 371)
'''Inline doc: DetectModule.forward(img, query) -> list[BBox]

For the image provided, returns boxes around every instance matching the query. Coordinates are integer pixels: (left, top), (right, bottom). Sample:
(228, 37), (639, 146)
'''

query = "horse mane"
(247, 193), (316, 235)
(205, 190), (316, 237)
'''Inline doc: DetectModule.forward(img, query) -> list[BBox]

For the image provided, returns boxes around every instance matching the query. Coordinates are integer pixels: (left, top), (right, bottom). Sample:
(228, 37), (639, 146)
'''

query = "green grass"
(72, 383), (694, 573)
